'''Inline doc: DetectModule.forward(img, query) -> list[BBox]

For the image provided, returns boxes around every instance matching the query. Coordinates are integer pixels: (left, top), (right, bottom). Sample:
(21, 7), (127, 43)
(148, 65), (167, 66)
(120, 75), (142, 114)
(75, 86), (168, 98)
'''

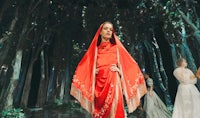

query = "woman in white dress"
(143, 73), (172, 118)
(172, 58), (200, 118)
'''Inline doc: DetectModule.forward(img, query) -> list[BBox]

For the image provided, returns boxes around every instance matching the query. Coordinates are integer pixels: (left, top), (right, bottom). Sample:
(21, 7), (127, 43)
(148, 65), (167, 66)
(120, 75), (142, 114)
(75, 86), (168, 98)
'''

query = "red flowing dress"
(70, 23), (147, 118)
(94, 42), (124, 118)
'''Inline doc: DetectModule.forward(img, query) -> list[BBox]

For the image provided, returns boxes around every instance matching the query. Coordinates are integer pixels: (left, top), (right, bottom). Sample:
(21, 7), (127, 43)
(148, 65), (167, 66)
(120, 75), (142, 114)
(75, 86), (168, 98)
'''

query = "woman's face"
(181, 59), (187, 67)
(100, 23), (113, 40)
(144, 74), (149, 80)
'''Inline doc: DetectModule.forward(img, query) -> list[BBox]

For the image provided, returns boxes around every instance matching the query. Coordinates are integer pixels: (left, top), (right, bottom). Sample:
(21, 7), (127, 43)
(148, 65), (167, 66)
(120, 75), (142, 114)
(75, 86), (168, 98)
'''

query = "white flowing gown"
(172, 67), (200, 118)
(143, 78), (172, 118)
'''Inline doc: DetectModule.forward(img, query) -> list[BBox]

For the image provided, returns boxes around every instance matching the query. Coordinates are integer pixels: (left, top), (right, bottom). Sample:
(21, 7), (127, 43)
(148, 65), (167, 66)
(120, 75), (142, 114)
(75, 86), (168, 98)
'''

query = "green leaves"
(1, 108), (25, 118)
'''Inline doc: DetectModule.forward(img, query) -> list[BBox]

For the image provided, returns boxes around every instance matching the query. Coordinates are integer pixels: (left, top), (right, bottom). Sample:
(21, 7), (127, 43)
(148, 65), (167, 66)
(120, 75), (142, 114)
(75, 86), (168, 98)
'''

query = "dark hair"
(176, 58), (185, 67)
(97, 21), (116, 46)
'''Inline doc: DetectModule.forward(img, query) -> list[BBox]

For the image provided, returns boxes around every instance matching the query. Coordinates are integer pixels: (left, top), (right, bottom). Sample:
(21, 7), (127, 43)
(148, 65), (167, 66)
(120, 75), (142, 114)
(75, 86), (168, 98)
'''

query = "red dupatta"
(70, 23), (147, 114)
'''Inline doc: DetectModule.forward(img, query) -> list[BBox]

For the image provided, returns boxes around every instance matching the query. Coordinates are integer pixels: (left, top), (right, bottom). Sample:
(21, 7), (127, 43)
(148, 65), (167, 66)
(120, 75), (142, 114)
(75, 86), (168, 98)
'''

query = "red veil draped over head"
(71, 22), (147, 117)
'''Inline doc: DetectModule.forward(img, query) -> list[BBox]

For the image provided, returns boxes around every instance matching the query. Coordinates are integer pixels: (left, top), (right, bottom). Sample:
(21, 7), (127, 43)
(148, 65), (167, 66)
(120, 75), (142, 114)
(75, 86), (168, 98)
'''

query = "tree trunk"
(46, 67), (55, 103)
(0, 1), (13, 22)
(13, 51), (31, 107)
(178, 10), (200, 44)
(170, 43), (178, 68)
(0, 5), (19, 110)
(153, 38), (173, 109)
(0, 5), (19, 66)
(4, 50), (22, 109)
(36, 49), (48, 107)
(179, 26), (200, 89)
(143, 39), (172, 108)
(20, 47), (41, 107)
(64, 66), (70, 102)
(59, 71), (66, 103)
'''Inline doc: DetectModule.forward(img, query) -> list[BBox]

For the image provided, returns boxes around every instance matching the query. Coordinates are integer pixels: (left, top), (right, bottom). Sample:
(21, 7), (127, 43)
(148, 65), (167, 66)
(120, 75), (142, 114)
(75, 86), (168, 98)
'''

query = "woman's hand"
(95, 68), (99, 74)
(110, 64), (122, 76)
(110, 64), (120, 72)
(190, 75), (195, 80)
(149, 91), (153, 96)
(149, 86), (153, 97)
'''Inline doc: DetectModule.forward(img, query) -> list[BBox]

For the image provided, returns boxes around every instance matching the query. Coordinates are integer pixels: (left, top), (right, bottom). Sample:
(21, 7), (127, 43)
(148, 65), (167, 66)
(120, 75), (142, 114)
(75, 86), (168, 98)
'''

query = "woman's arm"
(147, 78), (153, 96)
(188, 69), (196, 80)
(173, 68), (184, 81)
(149, 85), (153, 96)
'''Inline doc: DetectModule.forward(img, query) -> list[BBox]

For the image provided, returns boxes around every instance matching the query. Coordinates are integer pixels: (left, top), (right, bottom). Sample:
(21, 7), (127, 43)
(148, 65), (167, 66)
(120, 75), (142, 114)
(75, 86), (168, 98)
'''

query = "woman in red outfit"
(70, 21), (147, 118)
